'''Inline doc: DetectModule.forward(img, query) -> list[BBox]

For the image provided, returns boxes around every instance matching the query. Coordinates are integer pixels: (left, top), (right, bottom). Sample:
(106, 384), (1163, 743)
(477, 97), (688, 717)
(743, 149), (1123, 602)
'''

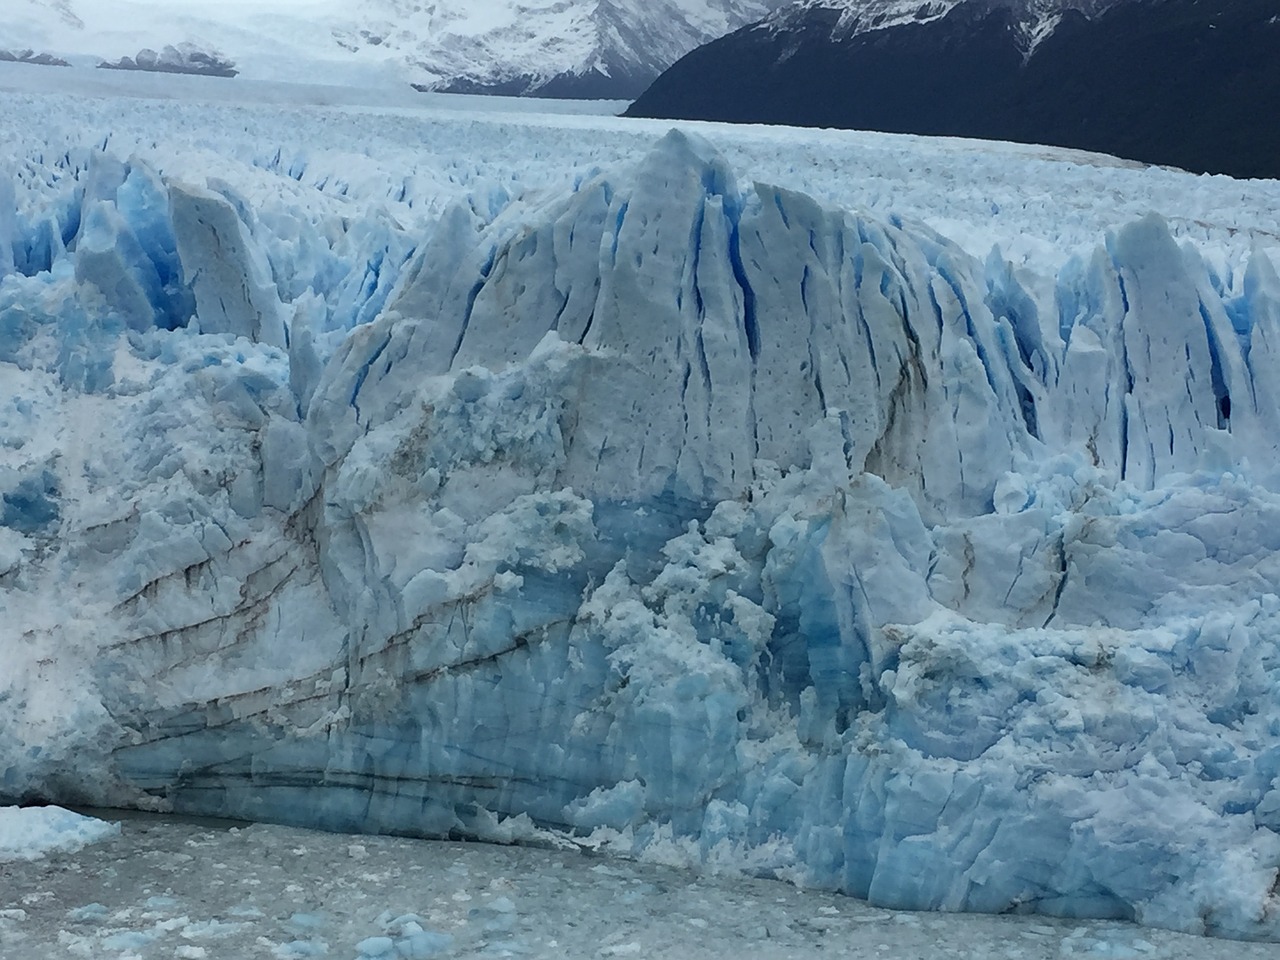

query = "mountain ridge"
(627, 0), (1280, 179)
(756, 0), (1120, 46)
(2, 0), (788, 97)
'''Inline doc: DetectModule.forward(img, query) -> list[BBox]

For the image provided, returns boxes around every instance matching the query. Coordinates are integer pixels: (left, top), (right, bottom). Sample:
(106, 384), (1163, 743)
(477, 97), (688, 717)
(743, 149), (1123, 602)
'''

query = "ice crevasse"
(3, 129), (1280, 940)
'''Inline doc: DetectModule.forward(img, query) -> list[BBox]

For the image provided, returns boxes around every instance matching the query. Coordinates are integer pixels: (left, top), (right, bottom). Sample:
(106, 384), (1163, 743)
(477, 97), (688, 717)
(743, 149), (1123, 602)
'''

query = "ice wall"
(3, 130), (1280, 940)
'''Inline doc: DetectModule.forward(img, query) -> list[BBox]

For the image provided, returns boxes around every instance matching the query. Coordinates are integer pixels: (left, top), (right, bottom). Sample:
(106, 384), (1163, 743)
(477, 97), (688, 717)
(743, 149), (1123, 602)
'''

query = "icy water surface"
(0, 813), (1270, 959)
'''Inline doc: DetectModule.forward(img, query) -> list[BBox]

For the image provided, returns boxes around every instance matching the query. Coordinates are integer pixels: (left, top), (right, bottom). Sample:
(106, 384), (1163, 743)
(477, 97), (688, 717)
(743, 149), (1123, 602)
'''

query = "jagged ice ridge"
(3, 95), (1280, 942)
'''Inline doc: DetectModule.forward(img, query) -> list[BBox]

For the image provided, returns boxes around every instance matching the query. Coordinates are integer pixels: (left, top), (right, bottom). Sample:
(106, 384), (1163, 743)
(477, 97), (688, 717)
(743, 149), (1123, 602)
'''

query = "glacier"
(3, 87), (1280, 942)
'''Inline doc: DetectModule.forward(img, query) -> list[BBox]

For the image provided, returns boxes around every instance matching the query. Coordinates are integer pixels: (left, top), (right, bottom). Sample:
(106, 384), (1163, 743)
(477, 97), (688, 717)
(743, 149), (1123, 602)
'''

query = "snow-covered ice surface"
(1, 812), (1275, 960)
(0, 59), (632, 115)
(4, 68), (1280, 943)
(0, 805), (118, 861)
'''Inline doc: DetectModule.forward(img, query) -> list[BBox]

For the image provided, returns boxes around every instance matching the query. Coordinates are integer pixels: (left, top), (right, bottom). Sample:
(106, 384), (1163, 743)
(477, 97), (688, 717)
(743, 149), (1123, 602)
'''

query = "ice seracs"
(3, 95), (1280, 943)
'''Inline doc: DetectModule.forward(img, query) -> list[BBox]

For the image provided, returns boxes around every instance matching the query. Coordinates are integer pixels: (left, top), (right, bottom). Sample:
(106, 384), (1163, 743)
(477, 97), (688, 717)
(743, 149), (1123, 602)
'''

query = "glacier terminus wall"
(4, 98), (1280, 942)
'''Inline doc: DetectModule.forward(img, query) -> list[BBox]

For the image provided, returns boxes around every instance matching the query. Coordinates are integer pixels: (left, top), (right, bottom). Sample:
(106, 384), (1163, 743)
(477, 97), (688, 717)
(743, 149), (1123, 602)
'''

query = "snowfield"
(4, 65), (1280, 944)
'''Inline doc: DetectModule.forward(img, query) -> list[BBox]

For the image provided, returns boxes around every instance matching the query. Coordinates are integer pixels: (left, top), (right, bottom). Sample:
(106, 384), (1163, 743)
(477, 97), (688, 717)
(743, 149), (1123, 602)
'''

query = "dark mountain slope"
(627, 0), (1280, 179)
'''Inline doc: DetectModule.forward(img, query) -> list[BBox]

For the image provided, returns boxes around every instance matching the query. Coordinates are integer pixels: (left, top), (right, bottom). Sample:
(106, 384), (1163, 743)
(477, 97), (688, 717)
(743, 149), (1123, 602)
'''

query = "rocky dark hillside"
(627, 0), (1280, 180)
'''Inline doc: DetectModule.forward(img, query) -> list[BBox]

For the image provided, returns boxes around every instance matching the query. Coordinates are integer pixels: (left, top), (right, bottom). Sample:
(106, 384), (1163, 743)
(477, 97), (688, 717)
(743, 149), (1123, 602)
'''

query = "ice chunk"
(396, 930), (453, 958)
(75, 198), (169, 331)
(169, 180), (286, 348)
(274, 941), (330, 958)
(0, 807), (118, 862)
(66, 902), (111, 921)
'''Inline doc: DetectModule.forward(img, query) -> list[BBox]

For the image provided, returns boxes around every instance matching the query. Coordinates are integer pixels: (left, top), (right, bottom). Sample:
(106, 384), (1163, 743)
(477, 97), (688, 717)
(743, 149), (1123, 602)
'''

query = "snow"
(770, 0), (966, 33)
(3, 69), (1280, 943)
(0, 813), (1276, 959)
(771, 1), (1119, 31)
(1, 0), (786, 93)
(763, 1), (1127, 51)
(0, 805), (119, 861)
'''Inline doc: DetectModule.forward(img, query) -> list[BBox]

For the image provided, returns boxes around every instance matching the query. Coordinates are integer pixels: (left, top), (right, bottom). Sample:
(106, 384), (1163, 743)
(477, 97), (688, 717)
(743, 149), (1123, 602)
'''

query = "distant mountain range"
(1, 0), (788, 98)
(0, 47), (68, 66)
(627, 0), (1280, 179)
(98, 42), (237, 78)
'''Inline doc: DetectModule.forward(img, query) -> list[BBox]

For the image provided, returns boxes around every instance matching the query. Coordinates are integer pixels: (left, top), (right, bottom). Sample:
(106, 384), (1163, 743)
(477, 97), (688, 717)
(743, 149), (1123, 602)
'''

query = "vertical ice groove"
(851, 243), (886, 397)
(446, 269), (491, 372)
(1092, 255), (1135, 481)
(348, 330), (393, 423)
(0, 173), (18, 279)
(609, 198), (629, 263)
(727, 212), (760, 362)
(736, 223), (762, 460)
(939, 261), (1004, 405)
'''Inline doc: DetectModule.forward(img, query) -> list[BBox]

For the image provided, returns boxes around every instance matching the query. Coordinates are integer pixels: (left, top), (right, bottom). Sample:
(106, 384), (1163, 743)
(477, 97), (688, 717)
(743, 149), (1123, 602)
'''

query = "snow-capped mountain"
(99, 42), (238, 78)
(399, 0), (793, 97)
(757, 0), (1118, 49)
(1, 0), (788, 97)
(628, 0), (1280, 179)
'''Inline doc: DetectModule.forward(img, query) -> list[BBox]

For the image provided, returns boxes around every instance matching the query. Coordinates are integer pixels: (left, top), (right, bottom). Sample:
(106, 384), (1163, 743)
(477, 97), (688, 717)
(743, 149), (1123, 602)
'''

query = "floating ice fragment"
(357, 935), (396, 957)
(65, 903), (110, 922)
(396, 930), (454, 958)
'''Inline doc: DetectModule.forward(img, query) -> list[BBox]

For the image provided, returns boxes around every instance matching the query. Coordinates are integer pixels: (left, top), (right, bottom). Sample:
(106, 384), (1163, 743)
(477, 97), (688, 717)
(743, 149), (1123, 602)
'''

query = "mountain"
(98, 42), (238, 79)
(0, 47), (69, 66)
(730, 0), (1119, 48)
(0, 0), (788, 97)
(627, 0), (1280, 179)
(408, 0), (792, 98)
